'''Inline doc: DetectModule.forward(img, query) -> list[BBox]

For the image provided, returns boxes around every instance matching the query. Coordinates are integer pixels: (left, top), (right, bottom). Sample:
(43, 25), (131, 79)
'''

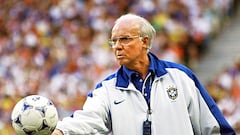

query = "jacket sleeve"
(55, 86), (111, 135)
(189, 73), (236, 135)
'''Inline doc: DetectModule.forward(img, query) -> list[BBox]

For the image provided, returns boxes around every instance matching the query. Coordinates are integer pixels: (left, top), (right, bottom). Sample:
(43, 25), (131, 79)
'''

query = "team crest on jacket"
(167, 86), (178, 100)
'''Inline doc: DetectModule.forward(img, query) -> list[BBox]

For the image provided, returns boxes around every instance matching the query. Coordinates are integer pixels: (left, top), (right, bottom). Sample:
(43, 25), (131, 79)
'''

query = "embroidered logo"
(167, 86), (178, 100)
(114, 99), (125, 105)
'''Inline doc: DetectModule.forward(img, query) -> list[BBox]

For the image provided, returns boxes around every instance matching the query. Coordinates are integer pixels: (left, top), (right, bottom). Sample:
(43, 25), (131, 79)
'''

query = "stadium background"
(0, 0), (239, 134)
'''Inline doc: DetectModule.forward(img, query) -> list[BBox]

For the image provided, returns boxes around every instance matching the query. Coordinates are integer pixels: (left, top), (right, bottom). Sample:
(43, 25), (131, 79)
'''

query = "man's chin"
(117, 60), (127, 66)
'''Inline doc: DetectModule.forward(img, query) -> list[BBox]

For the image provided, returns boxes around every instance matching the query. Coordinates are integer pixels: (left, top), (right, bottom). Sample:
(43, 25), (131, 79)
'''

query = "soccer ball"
(11, 95), (59, 135)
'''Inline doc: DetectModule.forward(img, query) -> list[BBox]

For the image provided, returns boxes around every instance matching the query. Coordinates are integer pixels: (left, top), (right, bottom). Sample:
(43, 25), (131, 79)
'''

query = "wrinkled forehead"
(111, 19), (140, 37)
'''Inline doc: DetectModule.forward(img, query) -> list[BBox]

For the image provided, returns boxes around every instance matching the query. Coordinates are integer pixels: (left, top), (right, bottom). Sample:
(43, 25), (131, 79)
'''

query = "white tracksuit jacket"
(56, 53), (235, 135)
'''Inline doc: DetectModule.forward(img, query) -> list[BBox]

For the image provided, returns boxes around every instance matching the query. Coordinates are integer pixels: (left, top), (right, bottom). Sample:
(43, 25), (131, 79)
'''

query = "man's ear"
(141, 37), (150, 49)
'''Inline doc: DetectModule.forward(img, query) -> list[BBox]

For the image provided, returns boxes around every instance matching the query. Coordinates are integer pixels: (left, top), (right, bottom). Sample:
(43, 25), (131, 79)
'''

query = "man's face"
(110, 20), (148, 67)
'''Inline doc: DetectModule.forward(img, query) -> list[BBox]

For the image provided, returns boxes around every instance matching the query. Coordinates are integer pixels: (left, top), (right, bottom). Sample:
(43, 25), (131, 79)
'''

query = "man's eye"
(119, 37), (130, 42)
(111, 39), (117, 42)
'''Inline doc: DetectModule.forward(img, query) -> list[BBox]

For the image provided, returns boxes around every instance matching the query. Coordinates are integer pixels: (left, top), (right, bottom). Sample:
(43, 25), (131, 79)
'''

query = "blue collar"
(116, 52), (167, 88)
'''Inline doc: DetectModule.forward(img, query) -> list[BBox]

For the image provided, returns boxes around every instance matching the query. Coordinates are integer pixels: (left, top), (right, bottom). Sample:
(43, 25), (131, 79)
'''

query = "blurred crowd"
(0, 0), (239, 134)
(206, 56), (240, 133)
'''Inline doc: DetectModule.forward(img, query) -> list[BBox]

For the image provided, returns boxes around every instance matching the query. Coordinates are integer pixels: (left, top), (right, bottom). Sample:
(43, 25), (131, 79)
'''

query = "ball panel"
(21, 109), (43, 130)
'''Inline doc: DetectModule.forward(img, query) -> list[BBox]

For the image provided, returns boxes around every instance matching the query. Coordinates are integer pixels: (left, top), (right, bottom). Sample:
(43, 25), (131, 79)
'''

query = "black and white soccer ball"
(11, 95), (59, 135)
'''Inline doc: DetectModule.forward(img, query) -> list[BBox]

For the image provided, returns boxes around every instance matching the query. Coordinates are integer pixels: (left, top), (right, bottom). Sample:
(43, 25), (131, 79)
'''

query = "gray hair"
(114, 13), (156, 50)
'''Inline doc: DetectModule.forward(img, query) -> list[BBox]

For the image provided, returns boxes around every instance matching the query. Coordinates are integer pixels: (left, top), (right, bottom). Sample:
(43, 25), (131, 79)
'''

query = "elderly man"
(52, 13), (235, 135)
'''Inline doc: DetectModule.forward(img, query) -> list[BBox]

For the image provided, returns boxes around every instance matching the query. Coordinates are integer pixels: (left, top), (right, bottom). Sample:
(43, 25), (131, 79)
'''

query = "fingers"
(51, 129), (64, 135)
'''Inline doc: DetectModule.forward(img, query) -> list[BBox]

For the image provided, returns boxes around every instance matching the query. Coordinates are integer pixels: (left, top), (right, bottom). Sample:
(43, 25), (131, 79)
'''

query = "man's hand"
(51, 129), (64, 135)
